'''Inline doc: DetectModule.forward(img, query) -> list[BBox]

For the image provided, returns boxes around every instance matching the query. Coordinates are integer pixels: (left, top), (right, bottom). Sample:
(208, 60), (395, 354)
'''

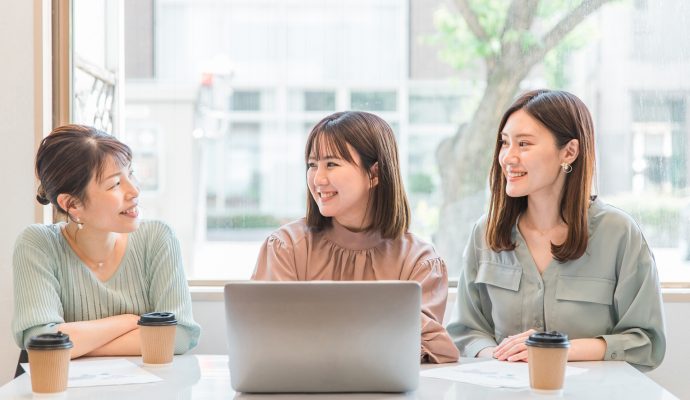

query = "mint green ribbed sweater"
(12, 220), (200, 353)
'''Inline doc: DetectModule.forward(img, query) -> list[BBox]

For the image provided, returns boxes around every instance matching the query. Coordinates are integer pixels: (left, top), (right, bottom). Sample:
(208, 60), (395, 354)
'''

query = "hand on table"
(493, 328), (537, 362)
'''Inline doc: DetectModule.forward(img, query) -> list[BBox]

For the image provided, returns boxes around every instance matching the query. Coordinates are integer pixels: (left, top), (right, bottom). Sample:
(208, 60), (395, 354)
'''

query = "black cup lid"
(525, 331), (570, 348)
(138, 312), (177, 326)
(27, 332), (73, 350)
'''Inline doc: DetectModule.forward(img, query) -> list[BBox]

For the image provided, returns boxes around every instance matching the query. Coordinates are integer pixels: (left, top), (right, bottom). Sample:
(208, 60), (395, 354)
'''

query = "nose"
(311, 165), (328, 186)
(123, 175), (140, 199)
(501, 143), (519, 165)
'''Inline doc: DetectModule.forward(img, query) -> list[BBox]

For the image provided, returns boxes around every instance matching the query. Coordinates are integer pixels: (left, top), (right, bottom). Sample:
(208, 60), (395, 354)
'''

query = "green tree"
(433, 0), (614, 274)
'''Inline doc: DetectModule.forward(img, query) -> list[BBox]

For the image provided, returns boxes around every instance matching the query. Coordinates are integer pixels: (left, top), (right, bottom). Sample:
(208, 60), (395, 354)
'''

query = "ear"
(56, 193), (83, 217)
(369, 162), (379, 188)
(561, 139), (579, 165)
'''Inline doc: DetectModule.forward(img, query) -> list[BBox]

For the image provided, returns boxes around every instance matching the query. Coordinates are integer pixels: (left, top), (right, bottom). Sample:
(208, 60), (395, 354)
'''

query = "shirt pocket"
(475, 262), (522, 339)
(554, 276), (615, 337)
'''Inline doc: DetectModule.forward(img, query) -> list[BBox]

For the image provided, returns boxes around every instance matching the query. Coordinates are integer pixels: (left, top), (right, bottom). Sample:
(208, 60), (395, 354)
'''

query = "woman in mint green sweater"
(12, 125), (200, 359)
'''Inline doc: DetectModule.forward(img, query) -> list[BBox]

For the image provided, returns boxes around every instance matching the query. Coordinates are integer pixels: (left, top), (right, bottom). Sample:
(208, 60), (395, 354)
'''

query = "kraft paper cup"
(138, 312), (177, 366)
(526, 331), (570, 395)
(27, 332), (73, 395)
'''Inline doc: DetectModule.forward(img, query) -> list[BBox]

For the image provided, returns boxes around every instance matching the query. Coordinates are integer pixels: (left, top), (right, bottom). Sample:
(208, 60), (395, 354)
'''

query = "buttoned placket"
(514, 231), (548, 333)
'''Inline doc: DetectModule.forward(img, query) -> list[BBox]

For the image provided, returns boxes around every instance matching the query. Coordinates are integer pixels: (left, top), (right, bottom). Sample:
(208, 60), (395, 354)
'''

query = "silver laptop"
(224, 281), (421, 393)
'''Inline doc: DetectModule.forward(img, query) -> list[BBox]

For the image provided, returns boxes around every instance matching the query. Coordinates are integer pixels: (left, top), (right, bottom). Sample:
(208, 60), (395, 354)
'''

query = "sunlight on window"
(70, 0), (690, 284)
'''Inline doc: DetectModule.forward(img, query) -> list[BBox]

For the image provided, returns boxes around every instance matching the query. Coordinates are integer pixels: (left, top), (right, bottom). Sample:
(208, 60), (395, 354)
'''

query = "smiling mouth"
(120, 206), (138, 216)
(319, 191), (337, 199)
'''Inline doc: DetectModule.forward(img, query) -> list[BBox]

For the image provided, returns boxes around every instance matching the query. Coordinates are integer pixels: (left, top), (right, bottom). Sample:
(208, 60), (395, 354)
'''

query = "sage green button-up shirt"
(447, 199), (666, 371)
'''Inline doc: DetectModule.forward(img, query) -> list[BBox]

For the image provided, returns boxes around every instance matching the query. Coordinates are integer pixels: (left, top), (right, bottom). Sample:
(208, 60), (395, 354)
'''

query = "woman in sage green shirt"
(446, 90), (665, 371)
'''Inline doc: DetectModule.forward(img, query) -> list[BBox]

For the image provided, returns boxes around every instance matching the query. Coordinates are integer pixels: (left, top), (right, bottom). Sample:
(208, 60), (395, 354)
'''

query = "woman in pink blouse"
(252, 111), (459, 363)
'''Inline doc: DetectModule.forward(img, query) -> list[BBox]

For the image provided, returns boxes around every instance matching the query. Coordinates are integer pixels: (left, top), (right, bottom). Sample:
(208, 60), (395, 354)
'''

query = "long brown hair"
(35, 124), (132, 215)
(304, 111), (410, 239)
(486, 89), (596, 261)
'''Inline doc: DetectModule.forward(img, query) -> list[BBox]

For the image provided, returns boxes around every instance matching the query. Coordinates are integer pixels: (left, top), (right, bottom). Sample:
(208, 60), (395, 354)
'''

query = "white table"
(0, 355), (678, 399)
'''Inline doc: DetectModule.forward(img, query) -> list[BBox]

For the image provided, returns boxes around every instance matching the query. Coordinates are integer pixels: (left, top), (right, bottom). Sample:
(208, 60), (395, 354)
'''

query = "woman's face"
(72, 156), (140, 233)
(307, 142), (377, 230)
(498, 109), (574, 200)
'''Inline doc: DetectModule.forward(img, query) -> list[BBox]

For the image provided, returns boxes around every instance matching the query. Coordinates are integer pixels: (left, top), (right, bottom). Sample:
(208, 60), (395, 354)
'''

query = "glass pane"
(304, 91), (336, 112)
(73, 0), (119, 133)
(230, 91), (261, 111)
(111, 0), (690, 284)
(351, 91), (397, 112)
(409, 94), (462, 124)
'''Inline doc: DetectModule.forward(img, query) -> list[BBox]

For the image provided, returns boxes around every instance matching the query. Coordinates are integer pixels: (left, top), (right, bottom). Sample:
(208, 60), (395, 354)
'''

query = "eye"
(499, 139), (508, 147)
(518, 141), (529, 147)
(327, 161), (338, 167)
(307, 162), (316, 168)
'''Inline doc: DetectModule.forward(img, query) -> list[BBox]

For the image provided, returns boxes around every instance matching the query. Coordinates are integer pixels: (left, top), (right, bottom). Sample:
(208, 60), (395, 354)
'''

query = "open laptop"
(224, 281), (421, 393)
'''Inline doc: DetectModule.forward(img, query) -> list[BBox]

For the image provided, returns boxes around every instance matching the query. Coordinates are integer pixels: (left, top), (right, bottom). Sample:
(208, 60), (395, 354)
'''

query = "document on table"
(21, 358), (163, 388)
(420, 360), (587, 389)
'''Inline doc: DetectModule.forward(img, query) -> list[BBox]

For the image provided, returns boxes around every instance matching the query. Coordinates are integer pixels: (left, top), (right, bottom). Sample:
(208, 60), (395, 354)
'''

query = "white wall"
(189, 293), (690, 399)
(0, 0), (40, 384)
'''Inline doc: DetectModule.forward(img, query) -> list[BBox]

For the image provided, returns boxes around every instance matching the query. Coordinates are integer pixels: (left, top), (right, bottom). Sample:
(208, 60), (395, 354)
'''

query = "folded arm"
(57, 314), (140, 358)
(85, 328), (141, 357)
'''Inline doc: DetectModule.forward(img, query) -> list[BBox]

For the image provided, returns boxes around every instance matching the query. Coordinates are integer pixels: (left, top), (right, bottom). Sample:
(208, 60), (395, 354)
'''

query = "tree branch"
(501, 0), (540, 60)
(453, 0), (490, 42)
(502, 0), (539, 37)
(526, 0), (613, 67)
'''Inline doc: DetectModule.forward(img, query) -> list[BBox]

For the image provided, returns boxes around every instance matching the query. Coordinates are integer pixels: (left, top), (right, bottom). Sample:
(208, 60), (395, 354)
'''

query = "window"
(304, 91), (336, 112)
(72, 0), (122, 133)
(350, 91), (397, 112)
(230, 91), (262, 112)
(409, 94), (462, 124)
(70, 0), (690, 285)
(122, 126), (161, 192)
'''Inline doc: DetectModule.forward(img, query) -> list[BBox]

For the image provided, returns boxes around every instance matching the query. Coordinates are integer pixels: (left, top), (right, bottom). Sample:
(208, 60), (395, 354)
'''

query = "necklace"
(62, 225), (118, 270)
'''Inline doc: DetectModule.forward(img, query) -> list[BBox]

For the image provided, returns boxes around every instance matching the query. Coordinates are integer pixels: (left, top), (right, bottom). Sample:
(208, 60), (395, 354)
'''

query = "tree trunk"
(435, 65), (527, 277)
(434, 1), (614, 278)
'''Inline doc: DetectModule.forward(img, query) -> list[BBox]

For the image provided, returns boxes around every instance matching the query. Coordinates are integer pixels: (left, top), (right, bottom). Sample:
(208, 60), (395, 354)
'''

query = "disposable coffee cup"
(526, 331), (570, 394)
(138, 312), (177, 366)
(26, 332), (73, 395)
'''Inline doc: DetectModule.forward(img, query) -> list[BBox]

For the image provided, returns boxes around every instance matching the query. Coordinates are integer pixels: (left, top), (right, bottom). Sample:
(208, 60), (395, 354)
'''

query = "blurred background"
(71, 0), (690, 283)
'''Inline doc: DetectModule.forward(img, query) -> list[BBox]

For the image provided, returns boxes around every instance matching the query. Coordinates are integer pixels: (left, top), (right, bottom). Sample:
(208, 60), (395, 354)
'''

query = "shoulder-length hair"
(304, 111), (410, 239)
(35, 124), (132, 215)
(486, 89), (596, 262)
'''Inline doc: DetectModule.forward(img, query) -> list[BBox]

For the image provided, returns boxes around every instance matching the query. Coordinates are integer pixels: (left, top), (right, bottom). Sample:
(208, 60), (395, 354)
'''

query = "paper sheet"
(421, 360), (587, 389)
(21, 358), (163, 388)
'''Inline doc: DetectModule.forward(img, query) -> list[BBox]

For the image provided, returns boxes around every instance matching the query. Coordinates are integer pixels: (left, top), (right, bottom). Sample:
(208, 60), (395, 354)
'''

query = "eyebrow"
(102, 171), (122, 181)
(102, 162), (134, 179)
(308, 154), (340, 160)
(500, 132), (536, 138)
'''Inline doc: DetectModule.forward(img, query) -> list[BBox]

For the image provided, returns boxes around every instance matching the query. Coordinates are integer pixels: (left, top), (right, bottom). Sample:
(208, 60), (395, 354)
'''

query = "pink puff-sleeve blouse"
(252, 218), (460, 364)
